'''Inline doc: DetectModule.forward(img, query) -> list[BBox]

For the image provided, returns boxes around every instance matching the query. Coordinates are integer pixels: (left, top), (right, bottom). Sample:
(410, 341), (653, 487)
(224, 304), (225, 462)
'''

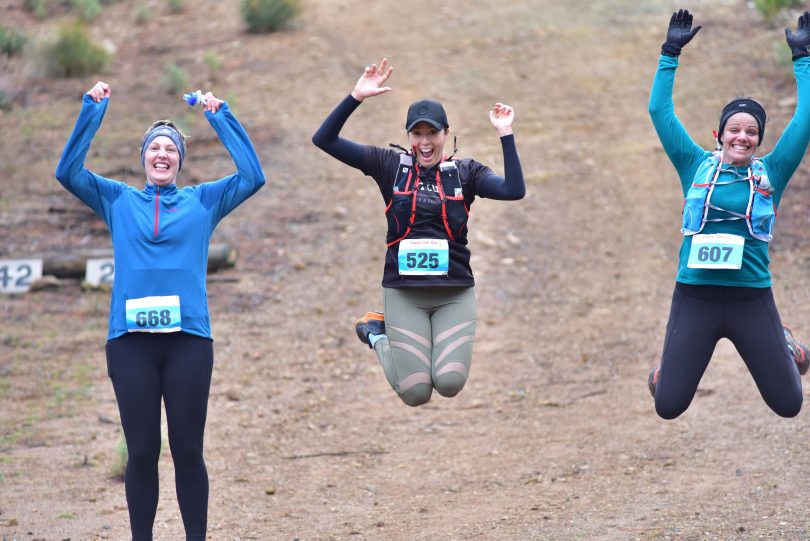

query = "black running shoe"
(355, 312), (385, 348)
(784, 326), (810, 376)
(647, 365), (659, 398)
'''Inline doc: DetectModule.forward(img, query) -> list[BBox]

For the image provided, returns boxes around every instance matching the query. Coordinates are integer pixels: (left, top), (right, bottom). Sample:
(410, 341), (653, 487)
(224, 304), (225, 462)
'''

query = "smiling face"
(408, 122), (449, 168)
(720, 112), (759, 167)
(143, 135), (180, 186)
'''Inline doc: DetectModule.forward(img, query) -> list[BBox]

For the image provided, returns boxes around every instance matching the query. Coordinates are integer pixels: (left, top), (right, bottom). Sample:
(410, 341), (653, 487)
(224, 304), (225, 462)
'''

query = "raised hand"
(786, 11), (810, 60)
(489, 102), (514, 136)
(201, 91), (224, 114)
(350, 58), (393, 102)
(661, 9), (701, 57)
(86, 81), (110, 102)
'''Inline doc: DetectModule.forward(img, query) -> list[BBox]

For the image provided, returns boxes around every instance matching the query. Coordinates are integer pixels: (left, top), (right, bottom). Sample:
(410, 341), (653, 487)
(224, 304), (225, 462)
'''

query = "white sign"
(85, 258), (115, 286)
(0, 259), (43, 294)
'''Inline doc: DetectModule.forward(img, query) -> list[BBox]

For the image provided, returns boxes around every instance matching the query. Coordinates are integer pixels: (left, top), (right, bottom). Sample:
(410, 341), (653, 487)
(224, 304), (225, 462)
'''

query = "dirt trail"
(4, 0), (810, 539)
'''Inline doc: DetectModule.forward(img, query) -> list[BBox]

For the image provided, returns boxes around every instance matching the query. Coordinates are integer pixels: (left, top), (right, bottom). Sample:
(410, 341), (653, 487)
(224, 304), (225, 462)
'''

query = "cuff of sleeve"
(661, 43), (681, 57)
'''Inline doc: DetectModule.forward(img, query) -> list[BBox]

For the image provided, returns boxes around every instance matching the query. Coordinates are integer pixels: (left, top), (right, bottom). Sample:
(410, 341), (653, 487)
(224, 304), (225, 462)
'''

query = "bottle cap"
(183, 90), (202, 107)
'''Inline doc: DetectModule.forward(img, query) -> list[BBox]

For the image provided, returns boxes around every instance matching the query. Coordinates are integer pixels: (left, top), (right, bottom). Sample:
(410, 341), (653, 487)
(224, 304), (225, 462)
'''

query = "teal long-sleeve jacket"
(55, 95), (265, 339)
(649, 55), (810, 287)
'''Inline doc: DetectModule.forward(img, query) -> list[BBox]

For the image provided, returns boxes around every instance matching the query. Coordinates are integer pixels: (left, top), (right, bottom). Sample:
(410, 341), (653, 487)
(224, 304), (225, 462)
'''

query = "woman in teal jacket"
(56, 81), (265, 540)
(648, 10), (810, 419)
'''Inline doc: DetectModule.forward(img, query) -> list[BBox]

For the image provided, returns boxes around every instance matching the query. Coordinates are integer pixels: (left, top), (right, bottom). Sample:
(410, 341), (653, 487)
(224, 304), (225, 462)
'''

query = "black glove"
(662, 9), (702, 57)
(786, 11), (810, 61)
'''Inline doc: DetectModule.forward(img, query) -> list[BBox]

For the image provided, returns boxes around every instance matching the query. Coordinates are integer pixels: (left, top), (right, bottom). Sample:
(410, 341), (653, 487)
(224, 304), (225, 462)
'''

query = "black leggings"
(655, 283), (802, 420)
(106, 332), (214, 541)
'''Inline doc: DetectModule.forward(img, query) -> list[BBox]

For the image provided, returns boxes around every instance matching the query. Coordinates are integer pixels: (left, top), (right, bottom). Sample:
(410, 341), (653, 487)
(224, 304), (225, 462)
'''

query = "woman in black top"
(313, 58), (525, 406)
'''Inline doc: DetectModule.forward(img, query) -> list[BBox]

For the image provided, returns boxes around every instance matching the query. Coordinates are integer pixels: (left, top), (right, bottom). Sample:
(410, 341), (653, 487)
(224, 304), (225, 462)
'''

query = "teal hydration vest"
(682, 152), (775, 242)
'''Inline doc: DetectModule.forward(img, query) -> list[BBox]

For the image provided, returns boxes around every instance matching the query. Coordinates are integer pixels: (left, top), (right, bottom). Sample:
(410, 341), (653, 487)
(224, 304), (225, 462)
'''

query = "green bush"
(163, 62), (188, 94)
(0, 89), (11, 111)
(167, 0), (185, 13)
(111, 432), (127, 481)
(203, 49), (221, 80)
(240, 0), (300, 33)
(71, 0), (102, 22)
(754, 0), (802, 22)
(23, 0), (52, 18)
(133, 2), (151, 24)
(0, 27), (27, 56)
(42, 22), (110, 78)
(773, 38), (794, 68)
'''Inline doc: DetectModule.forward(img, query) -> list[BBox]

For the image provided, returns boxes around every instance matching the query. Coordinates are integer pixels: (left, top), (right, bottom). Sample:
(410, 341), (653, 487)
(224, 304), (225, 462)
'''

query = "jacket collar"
(144, 182), (178, 195)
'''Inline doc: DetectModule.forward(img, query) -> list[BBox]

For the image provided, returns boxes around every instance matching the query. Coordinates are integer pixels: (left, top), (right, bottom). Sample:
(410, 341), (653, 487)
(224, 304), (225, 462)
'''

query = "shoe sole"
(355, 312), (384, 344)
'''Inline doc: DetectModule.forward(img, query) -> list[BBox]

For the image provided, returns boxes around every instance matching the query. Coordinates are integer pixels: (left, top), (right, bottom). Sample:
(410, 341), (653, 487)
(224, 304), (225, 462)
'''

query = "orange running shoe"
(355, 311), (385, 348)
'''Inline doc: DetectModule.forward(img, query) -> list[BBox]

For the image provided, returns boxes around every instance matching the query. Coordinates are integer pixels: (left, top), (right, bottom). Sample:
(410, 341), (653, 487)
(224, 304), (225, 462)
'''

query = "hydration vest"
(682, 152), (775, 242)
(385, 153), (469, 247)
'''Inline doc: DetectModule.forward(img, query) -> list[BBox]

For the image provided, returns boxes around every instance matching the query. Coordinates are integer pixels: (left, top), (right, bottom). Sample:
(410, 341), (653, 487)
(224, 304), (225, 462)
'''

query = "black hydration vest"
(385, 153), (469, 247)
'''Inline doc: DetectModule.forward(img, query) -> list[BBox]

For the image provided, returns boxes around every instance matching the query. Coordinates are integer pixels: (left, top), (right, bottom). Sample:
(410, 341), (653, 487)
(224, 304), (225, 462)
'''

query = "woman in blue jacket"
(56, 81), (265, 540)
(648, 10), (810, 419)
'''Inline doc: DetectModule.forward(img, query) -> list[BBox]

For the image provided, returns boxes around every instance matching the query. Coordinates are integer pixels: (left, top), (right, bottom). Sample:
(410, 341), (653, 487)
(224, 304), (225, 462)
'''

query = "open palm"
(351, 58), (394, 101)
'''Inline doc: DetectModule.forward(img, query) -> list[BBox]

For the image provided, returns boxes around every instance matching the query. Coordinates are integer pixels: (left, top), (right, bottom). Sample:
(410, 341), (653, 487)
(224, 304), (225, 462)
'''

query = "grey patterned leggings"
(373, 286), (477, 407)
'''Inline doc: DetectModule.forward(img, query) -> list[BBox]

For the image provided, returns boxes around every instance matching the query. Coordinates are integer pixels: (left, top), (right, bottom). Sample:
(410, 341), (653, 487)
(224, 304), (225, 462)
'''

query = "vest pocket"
(386, 194), (412, 241)
(682, 187), (707, 234)
(445, 198), (469, 240)
(750, 192), (775, 240)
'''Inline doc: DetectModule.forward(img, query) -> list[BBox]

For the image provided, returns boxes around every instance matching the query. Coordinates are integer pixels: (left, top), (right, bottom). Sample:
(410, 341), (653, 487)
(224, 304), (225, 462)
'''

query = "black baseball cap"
(405, 99), (449, 131)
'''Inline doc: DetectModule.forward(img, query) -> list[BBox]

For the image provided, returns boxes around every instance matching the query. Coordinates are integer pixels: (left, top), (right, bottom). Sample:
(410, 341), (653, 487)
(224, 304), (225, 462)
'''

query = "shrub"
(71, 0), (102, 22)
(167, 0), (185, 14)
(0, 27), (27, 57)
(240, 0), (300, 33)
(773, 38), (794, 68)
(42, 22), (110, 77)
(0, 89), (11, 111)
(163, 62), (188, 94)
(133, 2), (151, 24)
(111, 433), (127, 481)
(754, 0), (802, 22)
(23, 0), (47, 17)
(203, 49), (221, 80)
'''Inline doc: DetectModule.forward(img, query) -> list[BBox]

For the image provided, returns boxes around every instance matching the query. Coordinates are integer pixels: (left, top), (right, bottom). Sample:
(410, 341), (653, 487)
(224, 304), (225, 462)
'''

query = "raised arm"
(55, 81), (125, 218)
(477, 103), (525, 200)
(763, 12), (810, 200)
(648, 9), (708, 193)
(196, 94), (266, 220)
(311, 58), (394, 170)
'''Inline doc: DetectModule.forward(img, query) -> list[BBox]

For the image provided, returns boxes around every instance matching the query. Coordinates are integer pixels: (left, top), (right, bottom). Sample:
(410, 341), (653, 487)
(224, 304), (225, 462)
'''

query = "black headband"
(718, 98), (766, 145)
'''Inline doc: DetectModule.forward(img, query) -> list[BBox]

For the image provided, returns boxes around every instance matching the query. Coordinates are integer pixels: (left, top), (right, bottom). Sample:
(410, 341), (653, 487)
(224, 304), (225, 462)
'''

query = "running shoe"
(647, 365), (659, 398)
(355, 311), (385, 348)
(784, 326), (810, 375)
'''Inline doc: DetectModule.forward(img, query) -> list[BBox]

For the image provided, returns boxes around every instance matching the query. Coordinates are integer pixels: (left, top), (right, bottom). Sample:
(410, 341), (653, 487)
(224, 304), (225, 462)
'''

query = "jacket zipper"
(153, 187), (160, 237)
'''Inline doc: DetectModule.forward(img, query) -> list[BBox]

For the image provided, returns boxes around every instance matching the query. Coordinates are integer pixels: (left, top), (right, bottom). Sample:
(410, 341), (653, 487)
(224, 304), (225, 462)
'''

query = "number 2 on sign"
(0, 259), (43, 294)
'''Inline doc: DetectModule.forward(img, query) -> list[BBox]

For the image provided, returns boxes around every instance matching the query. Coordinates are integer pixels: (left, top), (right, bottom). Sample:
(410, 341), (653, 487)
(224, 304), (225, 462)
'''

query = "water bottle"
(182, 90), (207, 108)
